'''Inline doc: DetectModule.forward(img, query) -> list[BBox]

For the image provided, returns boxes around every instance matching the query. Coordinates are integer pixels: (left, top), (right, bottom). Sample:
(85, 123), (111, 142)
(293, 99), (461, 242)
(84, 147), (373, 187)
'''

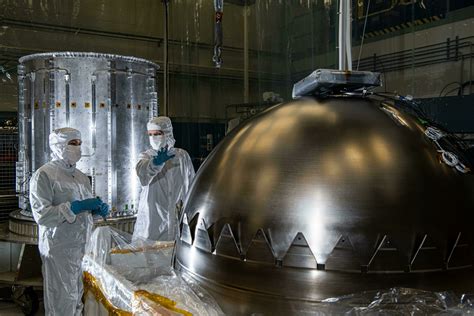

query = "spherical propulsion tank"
(174, 96), (474, 314)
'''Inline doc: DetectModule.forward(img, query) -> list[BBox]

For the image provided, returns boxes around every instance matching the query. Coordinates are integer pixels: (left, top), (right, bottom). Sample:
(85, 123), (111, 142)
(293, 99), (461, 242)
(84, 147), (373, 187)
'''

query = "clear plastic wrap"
(315, 287), (474, 315)
(82, 226), (224, 315)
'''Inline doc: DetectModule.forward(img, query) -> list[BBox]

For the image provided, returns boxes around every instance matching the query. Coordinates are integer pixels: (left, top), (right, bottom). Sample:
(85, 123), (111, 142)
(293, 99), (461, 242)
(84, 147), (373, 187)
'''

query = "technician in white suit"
(29, 127), (109, 315)
(134, 116), (195, 241)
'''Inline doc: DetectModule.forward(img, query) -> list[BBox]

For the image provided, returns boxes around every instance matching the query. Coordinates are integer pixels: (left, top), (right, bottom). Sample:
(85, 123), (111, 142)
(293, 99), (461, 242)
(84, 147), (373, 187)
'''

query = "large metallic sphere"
(175, 97), (474, 314)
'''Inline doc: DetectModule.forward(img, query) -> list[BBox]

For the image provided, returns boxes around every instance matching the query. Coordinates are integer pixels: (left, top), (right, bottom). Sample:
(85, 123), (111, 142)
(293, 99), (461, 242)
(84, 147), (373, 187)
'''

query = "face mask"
(149, 135), (165, 150)
(63, 145), (82, 165)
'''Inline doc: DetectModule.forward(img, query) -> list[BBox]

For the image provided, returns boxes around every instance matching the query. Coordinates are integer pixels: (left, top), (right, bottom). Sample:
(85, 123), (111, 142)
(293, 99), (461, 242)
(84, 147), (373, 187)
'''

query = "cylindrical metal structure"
(16, 52), (159, 214)
(175, 97), (474, 314)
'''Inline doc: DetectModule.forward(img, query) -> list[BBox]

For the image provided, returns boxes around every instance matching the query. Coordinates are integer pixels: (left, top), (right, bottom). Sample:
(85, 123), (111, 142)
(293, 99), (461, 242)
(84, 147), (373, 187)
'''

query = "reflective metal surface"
(17, 52), (159, 213)
(174, 97), (474, 314)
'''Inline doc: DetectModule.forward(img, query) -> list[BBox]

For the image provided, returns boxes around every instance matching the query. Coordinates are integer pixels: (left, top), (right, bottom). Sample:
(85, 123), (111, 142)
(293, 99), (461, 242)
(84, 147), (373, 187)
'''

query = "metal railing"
(357, 36), (474, 76)
(0, 128), (18, 221)
(292, 36), (474, 94)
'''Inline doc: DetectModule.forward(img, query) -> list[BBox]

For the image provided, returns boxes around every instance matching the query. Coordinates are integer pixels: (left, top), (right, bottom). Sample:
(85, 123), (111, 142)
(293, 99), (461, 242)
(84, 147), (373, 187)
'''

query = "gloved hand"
(92, 202), (109, 218)
(152, 147), (175, 166)
(70, 198), (102, 215)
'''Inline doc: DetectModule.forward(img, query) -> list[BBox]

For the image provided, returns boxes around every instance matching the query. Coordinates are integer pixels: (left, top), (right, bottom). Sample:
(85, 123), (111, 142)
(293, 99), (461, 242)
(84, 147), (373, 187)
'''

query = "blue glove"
(152, 147), (175, 166)
(70, 198), (102, 215)
(92, 202), (109, 218)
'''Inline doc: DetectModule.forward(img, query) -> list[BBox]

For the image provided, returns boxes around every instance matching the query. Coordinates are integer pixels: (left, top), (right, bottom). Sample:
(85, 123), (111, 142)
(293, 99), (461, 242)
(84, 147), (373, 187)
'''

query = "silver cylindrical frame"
(17, 52), (159, 214)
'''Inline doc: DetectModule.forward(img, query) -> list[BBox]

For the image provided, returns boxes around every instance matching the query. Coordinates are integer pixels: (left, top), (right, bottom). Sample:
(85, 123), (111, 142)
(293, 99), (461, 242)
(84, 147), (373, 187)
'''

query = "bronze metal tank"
(174, 96), (474, 314)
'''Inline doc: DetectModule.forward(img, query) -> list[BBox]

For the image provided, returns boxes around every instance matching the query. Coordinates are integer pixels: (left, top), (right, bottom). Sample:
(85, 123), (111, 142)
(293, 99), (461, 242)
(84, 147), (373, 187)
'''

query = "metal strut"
(338, 0), (353, 71)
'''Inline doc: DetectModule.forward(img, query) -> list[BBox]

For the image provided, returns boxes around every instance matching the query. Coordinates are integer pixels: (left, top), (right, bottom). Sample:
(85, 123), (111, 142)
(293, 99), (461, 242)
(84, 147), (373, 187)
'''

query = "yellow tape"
(110, 242), (174, 254)
(83, 271), (132, 316)
(134, 290), (193, 316)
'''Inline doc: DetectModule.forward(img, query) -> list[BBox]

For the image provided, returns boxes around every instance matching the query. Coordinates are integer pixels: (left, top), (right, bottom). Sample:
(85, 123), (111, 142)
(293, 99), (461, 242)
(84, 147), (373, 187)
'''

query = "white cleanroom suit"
(133, 117), (195, 241)
(29, 127), (107, 316)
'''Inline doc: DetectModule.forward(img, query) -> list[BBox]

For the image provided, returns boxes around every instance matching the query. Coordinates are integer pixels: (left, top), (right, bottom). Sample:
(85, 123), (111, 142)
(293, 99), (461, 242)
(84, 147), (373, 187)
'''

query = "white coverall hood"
(49, 127), (82, 165)
(147, 116), (176, 149)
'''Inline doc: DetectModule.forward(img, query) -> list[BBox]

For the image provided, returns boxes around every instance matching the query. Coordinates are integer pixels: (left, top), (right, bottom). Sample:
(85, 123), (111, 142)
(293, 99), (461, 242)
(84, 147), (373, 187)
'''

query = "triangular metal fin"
(215, 224), (241, 259)
(207, 223), (216, 252)
(283, 233), (317, 269)
(367, 235), (405, 272)
(245, 229), (275, 264)
(193, 218), (212, 252)
(188, 212), (200, 244)
(325, 235), (360, 272)
(410, 234), (444, 271)
(180, 213), (192, 245)
(447, 232), (472, 269)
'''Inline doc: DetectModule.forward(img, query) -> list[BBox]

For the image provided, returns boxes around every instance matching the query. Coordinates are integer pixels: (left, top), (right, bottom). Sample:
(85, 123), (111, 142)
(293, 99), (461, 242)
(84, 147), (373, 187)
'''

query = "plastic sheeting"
(82, 226), (223, 315)
(318, 287), (474, 315)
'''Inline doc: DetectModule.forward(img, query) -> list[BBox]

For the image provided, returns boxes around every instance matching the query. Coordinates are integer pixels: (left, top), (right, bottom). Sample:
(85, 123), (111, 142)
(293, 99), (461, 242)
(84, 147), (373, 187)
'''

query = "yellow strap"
(110, 242), (174, 254)
(83, 271), (132, 316)
(134, 289), (193, 316)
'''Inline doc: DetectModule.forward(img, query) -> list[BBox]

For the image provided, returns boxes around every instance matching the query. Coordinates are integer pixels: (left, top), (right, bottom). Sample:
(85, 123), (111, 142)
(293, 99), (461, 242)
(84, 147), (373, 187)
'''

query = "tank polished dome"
(175, 96), (474, 314)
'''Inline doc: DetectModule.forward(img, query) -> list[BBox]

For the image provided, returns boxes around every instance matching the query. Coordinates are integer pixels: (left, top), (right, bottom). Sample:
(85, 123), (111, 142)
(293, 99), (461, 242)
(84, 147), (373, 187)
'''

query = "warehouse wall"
(0, 0), (290, 118)
(354, 10), (474, 97)
(291, 5), (474, 98)
(1, 1), (473, 118)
